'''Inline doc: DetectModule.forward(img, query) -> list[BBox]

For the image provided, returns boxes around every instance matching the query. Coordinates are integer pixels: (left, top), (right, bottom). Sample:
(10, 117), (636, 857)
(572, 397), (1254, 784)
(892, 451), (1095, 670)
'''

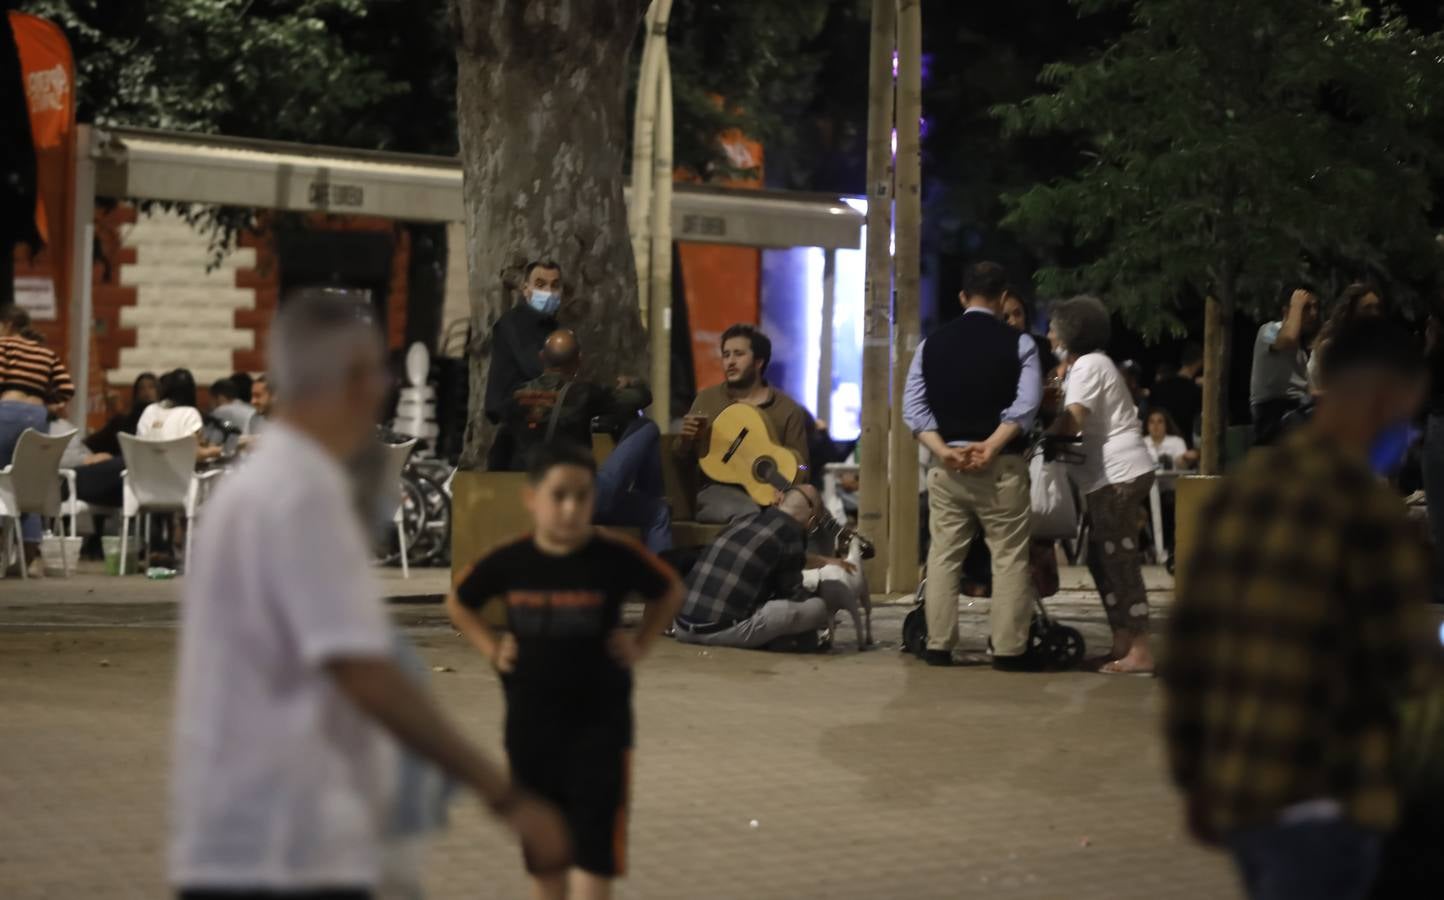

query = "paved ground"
(0, 565), (1240, 899)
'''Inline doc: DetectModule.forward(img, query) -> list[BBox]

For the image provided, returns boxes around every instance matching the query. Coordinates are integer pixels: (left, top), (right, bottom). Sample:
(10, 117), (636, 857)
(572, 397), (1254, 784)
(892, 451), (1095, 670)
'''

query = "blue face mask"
(527, 289), (560, 317)
(1369, 419), (1418, 476)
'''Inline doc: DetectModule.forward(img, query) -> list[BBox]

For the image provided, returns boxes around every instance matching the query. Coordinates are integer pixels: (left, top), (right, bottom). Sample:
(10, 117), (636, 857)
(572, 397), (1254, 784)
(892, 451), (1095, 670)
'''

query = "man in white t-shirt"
(171, 297), (567, 900)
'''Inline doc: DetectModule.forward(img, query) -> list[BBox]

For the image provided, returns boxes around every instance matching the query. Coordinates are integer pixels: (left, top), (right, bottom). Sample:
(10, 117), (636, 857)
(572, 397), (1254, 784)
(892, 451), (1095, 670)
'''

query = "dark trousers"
(1228, 820), (1381, 900)
(0, 400), (48, 542)
(595, 418), (671, 554)
(1251, 398), (1302, 448)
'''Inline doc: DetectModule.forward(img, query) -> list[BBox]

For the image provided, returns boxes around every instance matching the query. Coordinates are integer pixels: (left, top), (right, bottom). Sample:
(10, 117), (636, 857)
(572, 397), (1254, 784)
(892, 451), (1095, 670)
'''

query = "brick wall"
(91, 206), (411, 399)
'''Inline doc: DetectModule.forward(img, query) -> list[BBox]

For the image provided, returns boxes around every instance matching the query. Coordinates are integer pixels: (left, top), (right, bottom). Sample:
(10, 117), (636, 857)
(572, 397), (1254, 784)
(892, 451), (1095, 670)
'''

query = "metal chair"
(0, 428), (78, 579)
(117, 433), (220, 575)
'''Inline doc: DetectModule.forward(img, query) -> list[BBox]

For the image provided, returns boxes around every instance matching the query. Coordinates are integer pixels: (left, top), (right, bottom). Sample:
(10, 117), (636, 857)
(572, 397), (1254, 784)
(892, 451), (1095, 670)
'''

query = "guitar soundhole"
(753, 458), (776, 484)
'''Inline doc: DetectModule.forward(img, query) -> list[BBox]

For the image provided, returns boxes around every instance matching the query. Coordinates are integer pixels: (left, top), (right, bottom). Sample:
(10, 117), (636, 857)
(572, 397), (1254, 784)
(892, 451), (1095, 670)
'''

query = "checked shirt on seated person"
(680, 507), (807, 628)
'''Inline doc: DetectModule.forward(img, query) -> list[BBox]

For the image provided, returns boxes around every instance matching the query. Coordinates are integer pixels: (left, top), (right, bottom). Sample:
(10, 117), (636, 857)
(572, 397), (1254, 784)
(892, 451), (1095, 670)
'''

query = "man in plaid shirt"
(675, 488), (833, 650)
(1163, 319), (1440, 900)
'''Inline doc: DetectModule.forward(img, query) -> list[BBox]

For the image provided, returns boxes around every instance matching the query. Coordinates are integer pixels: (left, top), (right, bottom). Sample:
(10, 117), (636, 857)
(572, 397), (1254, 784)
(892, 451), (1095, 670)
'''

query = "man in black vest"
(903, 262), (1043, 670)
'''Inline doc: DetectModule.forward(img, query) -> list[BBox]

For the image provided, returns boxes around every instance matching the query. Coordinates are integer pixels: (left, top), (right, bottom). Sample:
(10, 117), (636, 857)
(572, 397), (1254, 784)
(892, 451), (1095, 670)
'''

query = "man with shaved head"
(503, 329), (670, 552)
(675, 484), (860, 652)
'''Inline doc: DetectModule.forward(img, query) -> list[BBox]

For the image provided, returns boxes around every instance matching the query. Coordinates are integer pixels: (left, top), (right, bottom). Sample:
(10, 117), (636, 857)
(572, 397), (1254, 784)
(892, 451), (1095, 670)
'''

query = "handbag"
(1029, 452), (1079, 540)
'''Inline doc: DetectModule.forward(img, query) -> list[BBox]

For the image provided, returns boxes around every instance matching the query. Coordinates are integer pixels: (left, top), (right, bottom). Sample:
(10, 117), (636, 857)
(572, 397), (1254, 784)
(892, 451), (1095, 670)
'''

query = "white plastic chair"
(117, 433), (220, 575)
(0, 427), (77, 580)
(380, 439), (418, 578)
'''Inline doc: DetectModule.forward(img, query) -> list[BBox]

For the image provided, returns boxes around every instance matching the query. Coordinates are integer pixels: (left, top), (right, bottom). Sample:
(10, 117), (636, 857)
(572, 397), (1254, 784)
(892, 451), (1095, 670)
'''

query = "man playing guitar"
(677, 324), (811, 524)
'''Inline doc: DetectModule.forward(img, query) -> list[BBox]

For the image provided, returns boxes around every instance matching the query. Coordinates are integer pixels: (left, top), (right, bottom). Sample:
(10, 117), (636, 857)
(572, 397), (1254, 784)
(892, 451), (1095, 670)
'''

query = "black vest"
(922, 311), (1024, 449)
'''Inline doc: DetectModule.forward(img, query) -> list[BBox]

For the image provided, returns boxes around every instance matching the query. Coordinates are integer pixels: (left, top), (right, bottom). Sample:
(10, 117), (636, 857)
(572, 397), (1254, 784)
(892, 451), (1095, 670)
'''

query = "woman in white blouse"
(136, 369), (223, 463)
(134, 369), (221, 567)
(1048, 296), (1157, 674)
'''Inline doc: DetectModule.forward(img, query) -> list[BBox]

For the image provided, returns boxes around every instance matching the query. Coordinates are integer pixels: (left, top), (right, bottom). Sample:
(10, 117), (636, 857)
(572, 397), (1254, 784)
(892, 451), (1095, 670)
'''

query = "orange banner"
(10, 12), (72, 150)
(8, 11), (76, 355)
(678, 129), (764, 389)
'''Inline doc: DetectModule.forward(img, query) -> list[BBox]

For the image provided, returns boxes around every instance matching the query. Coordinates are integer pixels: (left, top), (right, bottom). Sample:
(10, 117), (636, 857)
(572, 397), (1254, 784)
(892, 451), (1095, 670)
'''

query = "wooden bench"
(450, 433), (726, 581)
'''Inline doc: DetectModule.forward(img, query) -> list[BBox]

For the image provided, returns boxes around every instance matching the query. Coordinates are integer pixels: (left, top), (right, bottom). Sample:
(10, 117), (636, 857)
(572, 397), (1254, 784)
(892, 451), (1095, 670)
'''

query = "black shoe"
(992, 651), (1047, 673)
(923, 649), (955, 667)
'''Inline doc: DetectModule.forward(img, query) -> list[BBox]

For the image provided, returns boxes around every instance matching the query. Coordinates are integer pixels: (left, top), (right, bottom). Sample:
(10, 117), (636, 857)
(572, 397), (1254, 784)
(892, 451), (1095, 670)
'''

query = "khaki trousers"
(923, 454), (1033, 656)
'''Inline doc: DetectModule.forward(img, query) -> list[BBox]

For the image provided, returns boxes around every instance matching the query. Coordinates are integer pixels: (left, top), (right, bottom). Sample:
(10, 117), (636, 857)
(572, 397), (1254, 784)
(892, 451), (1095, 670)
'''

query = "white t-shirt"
(137, 402), (204, 441)
(1064, 352), (1156, 494)
(1144, 434), (1189, 467)
(170, 422), (396, 890)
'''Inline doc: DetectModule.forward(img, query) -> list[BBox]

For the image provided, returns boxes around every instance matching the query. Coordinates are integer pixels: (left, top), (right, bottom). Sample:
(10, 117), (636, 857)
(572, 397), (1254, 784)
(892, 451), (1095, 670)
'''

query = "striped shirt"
(0, 335), (74, 401)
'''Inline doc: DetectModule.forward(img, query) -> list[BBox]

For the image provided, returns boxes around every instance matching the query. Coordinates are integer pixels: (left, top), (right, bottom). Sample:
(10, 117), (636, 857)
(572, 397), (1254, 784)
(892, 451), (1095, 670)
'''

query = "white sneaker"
(26, 557), (47, 579)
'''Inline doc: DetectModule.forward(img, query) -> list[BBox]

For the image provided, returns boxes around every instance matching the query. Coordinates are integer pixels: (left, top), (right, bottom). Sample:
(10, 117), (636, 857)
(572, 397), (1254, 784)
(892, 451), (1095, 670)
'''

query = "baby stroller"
(901, 435), (1087, 670)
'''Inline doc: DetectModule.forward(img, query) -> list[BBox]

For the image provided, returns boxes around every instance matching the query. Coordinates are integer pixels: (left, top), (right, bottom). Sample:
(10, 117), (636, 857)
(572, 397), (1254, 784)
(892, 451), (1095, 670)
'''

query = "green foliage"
(658, 0), (842, 180)
(20, 0), (434, 260)
(995, 0), (1444, 336)
(22, 0), (402, 142)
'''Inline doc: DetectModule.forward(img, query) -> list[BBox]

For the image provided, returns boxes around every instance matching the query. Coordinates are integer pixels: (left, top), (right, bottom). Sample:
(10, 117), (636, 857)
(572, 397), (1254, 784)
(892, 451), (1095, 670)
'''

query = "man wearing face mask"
(484, 260), (564, 467)
(1163, 318), (1441, 900)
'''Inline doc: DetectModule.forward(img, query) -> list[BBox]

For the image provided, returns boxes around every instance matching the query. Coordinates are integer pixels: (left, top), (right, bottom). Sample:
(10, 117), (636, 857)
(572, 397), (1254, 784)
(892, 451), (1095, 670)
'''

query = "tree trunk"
(1199, 280), (1235, 476)
(451, 0), (648, 469)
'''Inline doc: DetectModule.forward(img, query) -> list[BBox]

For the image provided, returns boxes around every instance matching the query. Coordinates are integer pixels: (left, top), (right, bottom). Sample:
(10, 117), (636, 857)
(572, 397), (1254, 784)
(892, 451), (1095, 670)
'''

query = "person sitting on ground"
(502, 329), (670, 554)
(674, 485), (856, 652)
(84, 371), (158, 457)
(485, 259), (565, 470)
(677, 324), (811, 524)
(1163, 318), (1441, 900)
(1308, 282), (1387, 395)
(1249, 283), (1321, 446)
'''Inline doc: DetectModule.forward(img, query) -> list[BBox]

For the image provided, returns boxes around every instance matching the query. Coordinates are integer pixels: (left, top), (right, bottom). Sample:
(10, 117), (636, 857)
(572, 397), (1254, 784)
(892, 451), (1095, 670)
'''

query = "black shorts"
(507, 708), (632, 878)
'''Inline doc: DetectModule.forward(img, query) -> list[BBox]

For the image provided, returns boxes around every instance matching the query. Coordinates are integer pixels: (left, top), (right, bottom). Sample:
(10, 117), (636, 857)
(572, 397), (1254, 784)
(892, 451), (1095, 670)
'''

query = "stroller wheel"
(1045, 625), (1086, 670)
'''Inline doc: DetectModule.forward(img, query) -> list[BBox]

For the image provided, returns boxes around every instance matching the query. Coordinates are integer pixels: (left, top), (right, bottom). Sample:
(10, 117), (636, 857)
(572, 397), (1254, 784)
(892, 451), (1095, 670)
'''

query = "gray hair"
(1050, 295), (1112, 356)
(267, 296), (383, 403)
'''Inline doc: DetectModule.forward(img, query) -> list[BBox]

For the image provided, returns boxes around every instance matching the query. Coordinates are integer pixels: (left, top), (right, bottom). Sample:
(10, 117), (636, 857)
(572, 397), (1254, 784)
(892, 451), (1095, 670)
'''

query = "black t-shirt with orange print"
(456, 529), (674, 739)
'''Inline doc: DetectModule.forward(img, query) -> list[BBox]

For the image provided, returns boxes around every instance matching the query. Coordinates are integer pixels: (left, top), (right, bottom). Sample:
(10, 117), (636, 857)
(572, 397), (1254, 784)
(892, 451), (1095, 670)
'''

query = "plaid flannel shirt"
(1162, 427), (1438, 835)
(680, 507), (806, 626)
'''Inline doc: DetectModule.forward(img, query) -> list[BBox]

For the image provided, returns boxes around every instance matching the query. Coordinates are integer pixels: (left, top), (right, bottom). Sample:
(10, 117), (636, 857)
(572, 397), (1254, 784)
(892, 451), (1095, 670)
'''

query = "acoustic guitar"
(698, 402), (875, 559)
(699, 402), (799, 505)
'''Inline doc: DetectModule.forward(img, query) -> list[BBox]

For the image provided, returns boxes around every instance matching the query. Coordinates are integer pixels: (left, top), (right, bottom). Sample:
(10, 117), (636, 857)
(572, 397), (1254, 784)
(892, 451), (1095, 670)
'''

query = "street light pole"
(888, 0), (922, 592)
(859, 0), (896, 594)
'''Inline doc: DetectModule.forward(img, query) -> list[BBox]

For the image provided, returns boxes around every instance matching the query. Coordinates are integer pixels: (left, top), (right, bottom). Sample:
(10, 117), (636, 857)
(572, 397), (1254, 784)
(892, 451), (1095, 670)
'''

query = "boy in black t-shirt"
(445, 441), (683, 899)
